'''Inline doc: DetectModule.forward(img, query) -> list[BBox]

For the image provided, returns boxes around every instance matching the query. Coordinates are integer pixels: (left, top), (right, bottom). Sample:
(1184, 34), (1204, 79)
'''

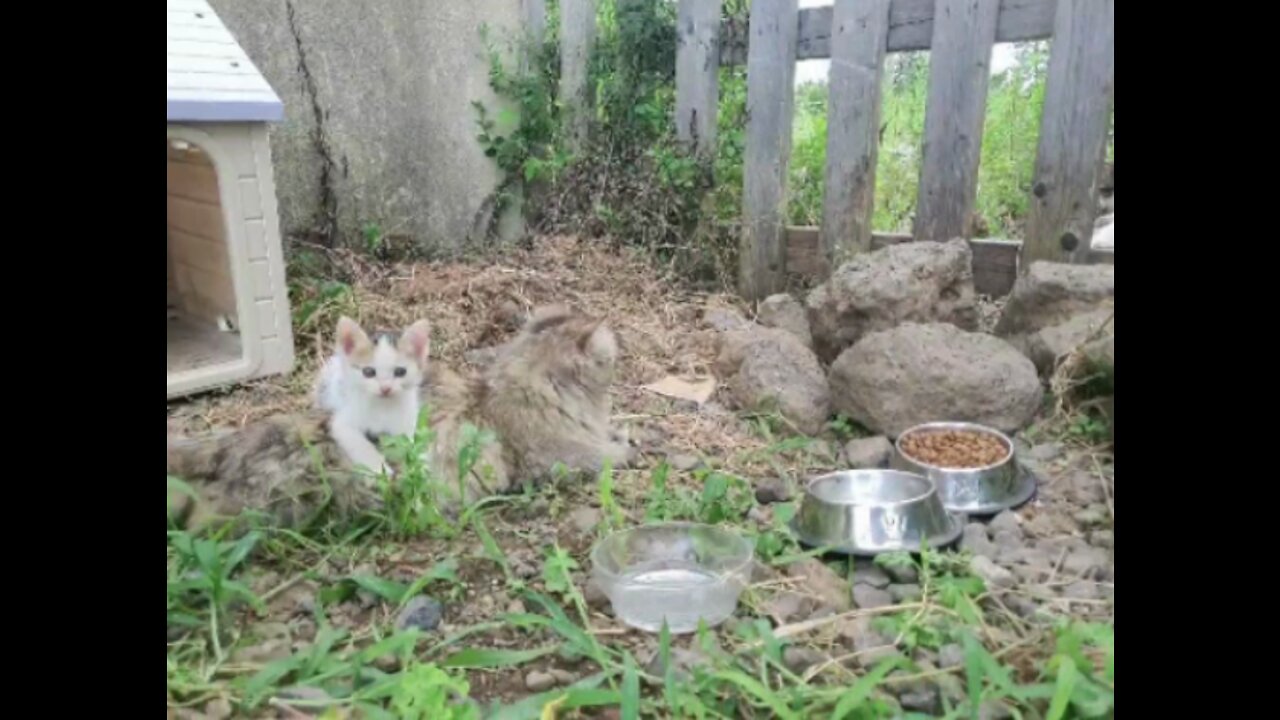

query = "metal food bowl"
(789, 469), (963, 556)
(891, 421), (1036, 516)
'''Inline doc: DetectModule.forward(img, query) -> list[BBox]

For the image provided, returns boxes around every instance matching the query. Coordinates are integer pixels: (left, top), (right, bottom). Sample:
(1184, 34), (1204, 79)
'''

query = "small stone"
(767, 590), (812, 623)
(275, 687), (332, 703)
(786, 559), (852, 612)
(550, 668), (577, 685)
(525, 670), (557, 692)
(395, 596), (443, 632)
(843, 436), (893, 469)
(876, 556), (919, 584)
(960, 523), (997, 557)
(979, 700), (1016, 720)
(852, 562), (892, 589)
(1074, 505), (1109, 528)
(988, 511), (1023, 537)
(898, 686), (941, 715)
(202, 698), (232, 720)
(506, 599), (526, 615)
(1061, 580), (1101, 601)
(643, 646), (708, 682)
(934, 671), (967, 706)
(668, 453), (702, 472)
(569, 507), (602, 534)
(754, 478), (792, 504)
(746, 505), (770, 524)
(583, 579), (612, 612)
(1090, 529), (1114, 549)
(374, 654), (401, 672)
(992, 529), (1023, 552)
(1024, 442), (1063, 462)
(970, 556), (1016, 590)
(852, 584), (895, 609)
(939, 643), (965, 669)
(1063, 547), (1111, 580)
(703, 306), (749, 332)
(783, 646), (824, 673)
(888, 583), (922, 603)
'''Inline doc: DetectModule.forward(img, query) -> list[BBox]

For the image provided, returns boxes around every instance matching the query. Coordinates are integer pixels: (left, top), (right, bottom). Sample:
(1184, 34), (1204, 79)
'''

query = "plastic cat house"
(167, 0), (294, 399)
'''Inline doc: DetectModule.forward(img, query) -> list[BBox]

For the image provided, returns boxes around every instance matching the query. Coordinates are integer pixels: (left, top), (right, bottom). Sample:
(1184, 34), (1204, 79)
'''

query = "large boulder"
(995, 262), (1114, 338)
(716, 327), (830, 435)
(806, 239), (978, 362)
(758, 293), (813, 348)
(829, 323), (1042, 436)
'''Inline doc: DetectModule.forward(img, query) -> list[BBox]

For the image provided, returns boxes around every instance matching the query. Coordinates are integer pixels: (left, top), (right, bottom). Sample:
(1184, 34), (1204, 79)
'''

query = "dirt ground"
(166, 236), (1114, 717)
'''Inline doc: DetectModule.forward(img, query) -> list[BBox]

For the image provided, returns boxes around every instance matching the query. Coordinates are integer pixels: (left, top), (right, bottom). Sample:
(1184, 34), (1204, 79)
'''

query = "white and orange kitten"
(314, 317), (431, 477)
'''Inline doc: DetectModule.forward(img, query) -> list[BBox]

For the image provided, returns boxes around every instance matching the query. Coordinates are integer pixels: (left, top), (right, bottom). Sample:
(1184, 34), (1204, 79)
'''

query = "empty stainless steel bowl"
(891, 421), (1035, 515)
(789, 469), (962, 556)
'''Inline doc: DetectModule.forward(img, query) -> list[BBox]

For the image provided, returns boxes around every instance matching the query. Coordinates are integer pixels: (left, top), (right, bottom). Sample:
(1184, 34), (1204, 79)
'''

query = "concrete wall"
(210, 0), (522, 252)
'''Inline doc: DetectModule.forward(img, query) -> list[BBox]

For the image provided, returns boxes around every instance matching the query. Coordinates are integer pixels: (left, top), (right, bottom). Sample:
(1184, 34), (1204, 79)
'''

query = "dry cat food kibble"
(900, 429), (1009, 468)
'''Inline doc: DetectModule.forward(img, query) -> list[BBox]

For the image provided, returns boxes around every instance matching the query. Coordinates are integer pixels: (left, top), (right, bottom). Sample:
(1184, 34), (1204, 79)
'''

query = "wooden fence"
(534, 0), (1114, 300)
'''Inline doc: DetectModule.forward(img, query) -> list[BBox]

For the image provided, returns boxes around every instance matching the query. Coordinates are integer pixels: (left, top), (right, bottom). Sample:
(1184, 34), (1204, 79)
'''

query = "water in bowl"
(611, 564), (737, 634)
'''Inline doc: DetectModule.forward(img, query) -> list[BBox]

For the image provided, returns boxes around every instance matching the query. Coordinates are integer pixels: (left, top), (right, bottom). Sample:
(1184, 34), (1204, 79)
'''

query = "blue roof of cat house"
(167, 0), (284, 122)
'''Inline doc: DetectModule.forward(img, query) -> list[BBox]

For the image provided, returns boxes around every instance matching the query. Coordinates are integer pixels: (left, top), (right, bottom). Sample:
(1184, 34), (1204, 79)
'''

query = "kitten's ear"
(400, 320), (432, 367)
(577, 322), (617, 363)
(336, 317), (370, 356)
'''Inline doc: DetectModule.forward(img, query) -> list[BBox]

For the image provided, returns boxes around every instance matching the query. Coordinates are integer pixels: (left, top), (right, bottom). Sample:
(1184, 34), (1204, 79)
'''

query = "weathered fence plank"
(676, 0), (723, 155)
(1023, 0), (1115, 264)
(913, 0), (1001, 243)
(522, 0), (547, 57)
(820, 0), (891, 271)
(720, 0), (1056, 65)
(560, 0), (597, 152)
(740, 0), (799, 301)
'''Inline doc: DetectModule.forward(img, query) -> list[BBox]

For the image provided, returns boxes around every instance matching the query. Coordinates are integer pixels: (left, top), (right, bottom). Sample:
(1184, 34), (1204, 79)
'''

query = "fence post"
(913, 0), (1000, 243)
(560, 0), (597, 153)
(676, 0), (723, 156)
(1023, 0), (1115, 265)
(521, 0), (547, 72)
(740, 0), (798, 302)
(820, 0), (891, 271)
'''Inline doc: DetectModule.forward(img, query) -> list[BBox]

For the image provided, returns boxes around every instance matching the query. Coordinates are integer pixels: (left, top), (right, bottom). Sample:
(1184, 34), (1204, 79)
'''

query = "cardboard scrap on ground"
(641, 375), (717, 405)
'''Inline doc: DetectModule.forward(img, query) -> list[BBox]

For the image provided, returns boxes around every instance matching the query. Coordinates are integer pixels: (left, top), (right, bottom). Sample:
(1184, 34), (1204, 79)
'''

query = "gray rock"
(524, 670), (557, 692)
(395, 596), (443, 632)
(569, 507), (602, 534)
(939, 643), (965, 669)
(888, 583), (922, 603)
(766, 590), (812, 623)
(988, 511), (1023, 537)
(992, 529), (1023, 552)
(643, 646), (709, 682)
(783, 646), (824, 673)
(1090, 529), (1114, 549)
(876, 556), (919, 584)
(889, 670), (942, 715)
(582, 578), (612, 612)
(786, 559), (852, 611)
(970, 556), (1016, 590)
(202, 698), (233, 720)
(758, 293), (813, 347)
(979, 699), (1016, 720)
(961, 523), (997, 557)
(828, 324), (1043, 437)
(852, 562), (892, 589)
(995, 262), (1114, 338)
(1024, 442), (1064, 462)
(1061, 580), (1101, 601)
(702, 306), (750, 332)
(754, 478), (792, 504)
(852, 584), (895, 609)
(549, 668), (576, 685)
(1023, 309), (1115, 377)
(843, 436), (893, 469)
(837, 616), (900, 666)
(716, 326), (831, 435)
(1063, 547), (1111, 581)
(667, 453), (702, 472)
(807, 239), (978, 362)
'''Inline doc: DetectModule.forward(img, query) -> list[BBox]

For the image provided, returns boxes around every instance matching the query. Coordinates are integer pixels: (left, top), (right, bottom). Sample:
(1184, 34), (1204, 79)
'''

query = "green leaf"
(440, 645), (557, 669)
(711, 669), (799, 720)
(831, 657), (901, 719)
(1046, 657), (1078, 720)
(348, 575), (409, 604)
(621, 652), (640, 720)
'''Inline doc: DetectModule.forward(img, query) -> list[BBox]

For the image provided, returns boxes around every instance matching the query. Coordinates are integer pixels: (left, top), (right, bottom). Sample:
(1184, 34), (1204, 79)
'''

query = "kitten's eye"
(362, 367), (376, 378)
(393, 366), (407, 378)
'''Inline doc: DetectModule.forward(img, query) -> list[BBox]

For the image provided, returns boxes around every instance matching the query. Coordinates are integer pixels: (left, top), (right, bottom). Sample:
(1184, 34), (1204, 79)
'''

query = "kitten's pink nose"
(379, 385), (393, 397)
